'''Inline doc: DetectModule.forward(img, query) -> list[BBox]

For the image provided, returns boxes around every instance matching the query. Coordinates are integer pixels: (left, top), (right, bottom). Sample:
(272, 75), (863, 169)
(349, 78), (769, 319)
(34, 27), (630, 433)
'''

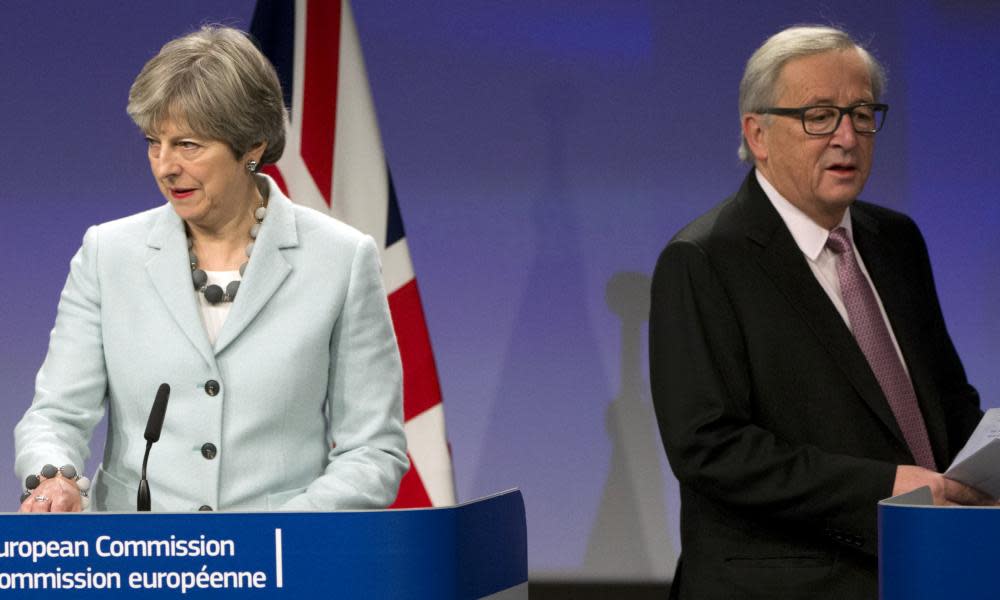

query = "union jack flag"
(250, 0), (456, 507)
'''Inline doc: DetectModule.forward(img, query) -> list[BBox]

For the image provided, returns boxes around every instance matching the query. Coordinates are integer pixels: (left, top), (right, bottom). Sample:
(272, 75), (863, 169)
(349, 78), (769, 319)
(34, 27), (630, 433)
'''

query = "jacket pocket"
(266, 487), (307, 510)
(92, 465), (135, 512)
(724, 554), (835, 592)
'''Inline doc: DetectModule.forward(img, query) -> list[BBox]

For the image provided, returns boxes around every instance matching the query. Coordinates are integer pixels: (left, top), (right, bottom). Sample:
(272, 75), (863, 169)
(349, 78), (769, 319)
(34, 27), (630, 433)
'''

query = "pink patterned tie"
(826, 227), (936, 470)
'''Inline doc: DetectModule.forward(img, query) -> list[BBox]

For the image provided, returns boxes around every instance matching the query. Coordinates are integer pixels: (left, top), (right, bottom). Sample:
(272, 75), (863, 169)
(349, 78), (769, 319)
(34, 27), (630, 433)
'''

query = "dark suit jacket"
(650, 170), (981, 599)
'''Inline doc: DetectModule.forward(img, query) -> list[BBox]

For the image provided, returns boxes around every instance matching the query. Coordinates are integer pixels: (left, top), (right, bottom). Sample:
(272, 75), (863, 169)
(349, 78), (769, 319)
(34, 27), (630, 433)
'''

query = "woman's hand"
(19, 473), (84, 513)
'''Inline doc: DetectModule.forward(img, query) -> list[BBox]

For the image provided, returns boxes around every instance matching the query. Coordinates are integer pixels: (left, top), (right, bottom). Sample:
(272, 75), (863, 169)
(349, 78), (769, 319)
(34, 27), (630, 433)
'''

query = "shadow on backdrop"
(583, 272), (674, 579)
(473, 78), (613, 573)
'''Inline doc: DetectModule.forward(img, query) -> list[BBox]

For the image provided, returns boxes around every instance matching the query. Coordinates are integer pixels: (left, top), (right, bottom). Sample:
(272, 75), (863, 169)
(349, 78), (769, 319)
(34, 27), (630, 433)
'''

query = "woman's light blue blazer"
(15, 175), (408, 511)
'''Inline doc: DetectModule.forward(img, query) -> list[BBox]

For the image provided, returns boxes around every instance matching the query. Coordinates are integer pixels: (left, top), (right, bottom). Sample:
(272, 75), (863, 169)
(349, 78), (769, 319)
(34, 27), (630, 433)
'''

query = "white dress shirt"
(756, 170), (910, 375)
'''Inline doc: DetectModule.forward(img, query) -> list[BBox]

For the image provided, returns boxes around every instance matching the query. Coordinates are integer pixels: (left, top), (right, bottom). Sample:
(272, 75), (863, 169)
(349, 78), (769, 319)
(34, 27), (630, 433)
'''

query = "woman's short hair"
(738, 25), (886, 164)
(127, 25), (287, 165)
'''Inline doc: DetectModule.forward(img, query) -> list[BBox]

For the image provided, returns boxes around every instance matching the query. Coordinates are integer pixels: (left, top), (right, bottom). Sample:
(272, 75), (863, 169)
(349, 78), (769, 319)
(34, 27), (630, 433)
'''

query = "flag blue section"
(386, 167), (407, 246)
(250, 0), (296, 120)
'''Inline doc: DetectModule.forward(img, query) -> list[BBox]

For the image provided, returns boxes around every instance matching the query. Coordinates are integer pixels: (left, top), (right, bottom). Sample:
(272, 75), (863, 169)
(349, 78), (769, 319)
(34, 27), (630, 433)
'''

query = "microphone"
(137, 383), (170, 511)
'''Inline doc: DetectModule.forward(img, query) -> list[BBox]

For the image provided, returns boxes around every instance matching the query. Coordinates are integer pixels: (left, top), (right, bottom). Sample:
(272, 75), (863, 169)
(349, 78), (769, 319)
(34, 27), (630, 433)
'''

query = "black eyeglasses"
(758, 103), (889, 135)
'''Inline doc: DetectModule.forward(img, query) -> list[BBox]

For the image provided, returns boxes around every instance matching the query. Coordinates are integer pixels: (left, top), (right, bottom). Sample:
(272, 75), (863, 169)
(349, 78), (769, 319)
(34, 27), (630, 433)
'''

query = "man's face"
(747, 49), (876, 228)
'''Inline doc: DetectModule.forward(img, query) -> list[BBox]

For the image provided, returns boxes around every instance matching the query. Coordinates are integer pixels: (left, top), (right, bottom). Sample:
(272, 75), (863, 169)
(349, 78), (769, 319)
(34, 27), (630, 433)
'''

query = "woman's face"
(145, 118), (255, 230)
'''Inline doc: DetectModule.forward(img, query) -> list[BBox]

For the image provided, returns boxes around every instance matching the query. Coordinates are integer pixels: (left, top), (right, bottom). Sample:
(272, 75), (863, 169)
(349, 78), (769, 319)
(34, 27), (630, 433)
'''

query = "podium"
(0, 489), (527, 599)
(879, 487), (993, 599)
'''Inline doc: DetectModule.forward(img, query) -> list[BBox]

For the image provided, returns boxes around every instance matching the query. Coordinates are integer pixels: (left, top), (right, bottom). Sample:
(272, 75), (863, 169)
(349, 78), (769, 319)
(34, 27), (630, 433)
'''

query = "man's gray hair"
(738, 25), (886, 164)
(127, 25), (287, 165)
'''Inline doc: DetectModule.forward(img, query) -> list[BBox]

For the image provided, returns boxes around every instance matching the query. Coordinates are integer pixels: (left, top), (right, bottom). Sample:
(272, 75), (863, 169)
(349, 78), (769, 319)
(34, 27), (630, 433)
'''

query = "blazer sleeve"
(650, 239), (896, 555)
(14, 226), (108, 484)
(280, 235), (409, 510)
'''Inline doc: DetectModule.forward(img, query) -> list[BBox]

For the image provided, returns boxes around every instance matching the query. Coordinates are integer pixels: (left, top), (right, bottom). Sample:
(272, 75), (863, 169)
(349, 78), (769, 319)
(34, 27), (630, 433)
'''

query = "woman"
(14, 26), (408, 512)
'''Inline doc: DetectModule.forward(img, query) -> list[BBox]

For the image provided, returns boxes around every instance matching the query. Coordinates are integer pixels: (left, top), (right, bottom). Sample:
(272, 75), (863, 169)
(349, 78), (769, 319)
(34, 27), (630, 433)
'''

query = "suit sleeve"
(650, 239), (896, 555)
(280, 235), (409, 510)
(14, 226), (108, 486)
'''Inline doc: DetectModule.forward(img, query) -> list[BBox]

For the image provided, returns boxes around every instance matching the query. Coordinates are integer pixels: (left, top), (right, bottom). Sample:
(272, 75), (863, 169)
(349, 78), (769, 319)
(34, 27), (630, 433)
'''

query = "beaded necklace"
(188, 198), (267, 305)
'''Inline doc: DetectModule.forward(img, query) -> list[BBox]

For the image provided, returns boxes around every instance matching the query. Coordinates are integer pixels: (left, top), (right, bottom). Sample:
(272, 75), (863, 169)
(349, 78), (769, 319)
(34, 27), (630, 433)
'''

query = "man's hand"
(893, 465), (996, 506)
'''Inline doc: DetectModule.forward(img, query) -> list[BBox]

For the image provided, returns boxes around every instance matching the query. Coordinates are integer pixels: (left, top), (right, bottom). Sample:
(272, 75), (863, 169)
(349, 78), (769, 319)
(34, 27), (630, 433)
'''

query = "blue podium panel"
(879, 487), (994, 600)
(0, 490), (527, 599)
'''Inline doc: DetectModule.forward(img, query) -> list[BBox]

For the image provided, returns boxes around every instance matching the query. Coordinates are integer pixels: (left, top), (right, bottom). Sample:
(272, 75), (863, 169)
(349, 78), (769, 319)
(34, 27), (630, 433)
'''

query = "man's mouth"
(826, 163), (856, 174)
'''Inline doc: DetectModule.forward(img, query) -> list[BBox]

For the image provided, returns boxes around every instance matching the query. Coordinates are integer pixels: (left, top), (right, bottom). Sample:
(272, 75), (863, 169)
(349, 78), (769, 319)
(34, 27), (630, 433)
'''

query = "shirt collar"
(755, 170), (852, 261)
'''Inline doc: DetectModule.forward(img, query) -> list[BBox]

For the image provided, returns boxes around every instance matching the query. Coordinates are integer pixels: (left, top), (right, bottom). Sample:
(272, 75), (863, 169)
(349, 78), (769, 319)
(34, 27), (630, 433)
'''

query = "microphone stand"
(137, 443), (154, 511)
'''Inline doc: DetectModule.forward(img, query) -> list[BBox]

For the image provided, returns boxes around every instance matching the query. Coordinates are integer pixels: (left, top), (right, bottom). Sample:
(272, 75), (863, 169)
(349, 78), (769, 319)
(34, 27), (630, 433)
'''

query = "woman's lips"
(170, 188), (195, 199)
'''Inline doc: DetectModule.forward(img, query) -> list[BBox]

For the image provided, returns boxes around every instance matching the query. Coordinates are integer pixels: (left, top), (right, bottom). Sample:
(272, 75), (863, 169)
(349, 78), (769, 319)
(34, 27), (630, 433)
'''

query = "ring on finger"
(34, 495), (50, 503)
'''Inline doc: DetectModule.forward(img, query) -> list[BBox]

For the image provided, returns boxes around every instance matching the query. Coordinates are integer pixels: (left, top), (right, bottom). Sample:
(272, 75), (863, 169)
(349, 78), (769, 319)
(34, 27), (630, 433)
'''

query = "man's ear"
(742, 113), (768, 163)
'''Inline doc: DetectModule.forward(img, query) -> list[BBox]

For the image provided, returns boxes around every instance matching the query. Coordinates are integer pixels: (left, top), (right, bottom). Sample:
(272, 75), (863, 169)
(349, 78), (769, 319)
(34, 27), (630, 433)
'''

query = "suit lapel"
(145, 206), (215, 367)
(213, 186), (297, 355)
(738, 173), (908, 448)
(852, 209), (948, 467)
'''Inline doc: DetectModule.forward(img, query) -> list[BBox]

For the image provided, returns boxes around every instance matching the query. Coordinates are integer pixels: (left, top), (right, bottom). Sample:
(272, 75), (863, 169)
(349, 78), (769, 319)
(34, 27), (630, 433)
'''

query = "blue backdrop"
(2, 0), (998, 581)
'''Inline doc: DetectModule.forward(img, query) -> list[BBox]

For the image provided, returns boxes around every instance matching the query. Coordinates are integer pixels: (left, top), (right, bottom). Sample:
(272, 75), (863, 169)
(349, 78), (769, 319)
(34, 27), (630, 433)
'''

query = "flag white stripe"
(331, 0), (390, 249)
(288, 0), (307, 159)
(404, 404), (457, 506)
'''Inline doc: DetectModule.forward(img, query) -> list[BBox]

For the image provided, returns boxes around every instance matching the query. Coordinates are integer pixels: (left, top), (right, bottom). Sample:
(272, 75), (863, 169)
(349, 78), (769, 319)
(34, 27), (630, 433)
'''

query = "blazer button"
(205, 380), (220, 396)
(201, 443), (217, 460)
(198, 505), (213, 511)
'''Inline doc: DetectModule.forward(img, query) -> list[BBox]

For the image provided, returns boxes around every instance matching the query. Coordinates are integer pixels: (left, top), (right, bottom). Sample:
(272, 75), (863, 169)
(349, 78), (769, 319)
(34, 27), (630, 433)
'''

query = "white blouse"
(196, 270), (239, 345)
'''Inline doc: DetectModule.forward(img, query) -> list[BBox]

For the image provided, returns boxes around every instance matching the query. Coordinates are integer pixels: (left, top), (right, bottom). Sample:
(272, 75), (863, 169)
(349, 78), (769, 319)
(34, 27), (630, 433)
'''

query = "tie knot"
(826, 227), (851, 255)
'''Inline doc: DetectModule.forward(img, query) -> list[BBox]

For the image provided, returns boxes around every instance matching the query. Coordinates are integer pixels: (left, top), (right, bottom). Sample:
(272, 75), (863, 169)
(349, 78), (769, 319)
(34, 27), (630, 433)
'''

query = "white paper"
(944, 408), (1000, 497)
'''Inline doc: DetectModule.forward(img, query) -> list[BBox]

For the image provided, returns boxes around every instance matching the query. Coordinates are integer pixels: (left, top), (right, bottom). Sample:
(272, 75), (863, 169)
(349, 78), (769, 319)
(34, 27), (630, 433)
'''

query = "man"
(649, 25), (992, 599)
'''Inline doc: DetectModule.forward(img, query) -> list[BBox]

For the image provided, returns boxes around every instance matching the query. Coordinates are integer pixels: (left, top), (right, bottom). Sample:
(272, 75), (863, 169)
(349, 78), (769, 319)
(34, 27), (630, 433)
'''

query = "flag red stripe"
(390, 452), (432, 508)
(300, 0), (341, 206)
(388, 280), (443, 421)
(261, 164), (290, 197)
